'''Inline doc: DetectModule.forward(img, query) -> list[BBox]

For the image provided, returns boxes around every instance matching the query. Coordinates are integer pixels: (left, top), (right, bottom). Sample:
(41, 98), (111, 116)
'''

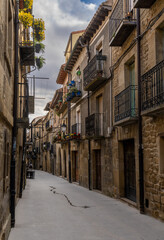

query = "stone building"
(0, 1), (15, 238)
(0, 0), (35, 238)
(64, 1), (113, 193)
(110, 0), (164, 219)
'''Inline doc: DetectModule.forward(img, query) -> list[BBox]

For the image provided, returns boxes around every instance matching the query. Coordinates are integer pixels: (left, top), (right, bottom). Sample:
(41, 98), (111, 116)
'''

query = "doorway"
(123, 139), (136, 202)
(72, 151), (79, 182)
(93, 150), (101, 191)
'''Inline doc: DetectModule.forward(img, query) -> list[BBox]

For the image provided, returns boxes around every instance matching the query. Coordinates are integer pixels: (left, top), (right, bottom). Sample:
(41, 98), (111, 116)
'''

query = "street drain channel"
(49, 186), (90, 209)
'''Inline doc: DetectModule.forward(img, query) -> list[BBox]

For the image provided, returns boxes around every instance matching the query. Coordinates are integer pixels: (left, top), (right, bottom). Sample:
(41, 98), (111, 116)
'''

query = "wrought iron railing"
(115, 85), (138, 122)
(141, 60), (164, 111)
(85, 113), (104, 137)
(72, 123), (81, 134)
(83, 55), (106, 89)
(109, 0), (136, 43)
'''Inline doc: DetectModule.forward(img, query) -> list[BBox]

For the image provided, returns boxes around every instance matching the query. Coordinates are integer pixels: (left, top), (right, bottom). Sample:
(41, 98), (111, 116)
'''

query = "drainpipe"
(87, 42), (91, 190)
(67, 72), (72, 183)
(19, 128), (26, 198)
(88, 90), (91, 190)
(137, 8), (144, 214)
(10, 0), (19, 228)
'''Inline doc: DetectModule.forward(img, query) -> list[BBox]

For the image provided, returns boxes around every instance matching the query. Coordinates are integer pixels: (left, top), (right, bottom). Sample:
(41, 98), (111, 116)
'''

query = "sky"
(29, 0), (103, 122)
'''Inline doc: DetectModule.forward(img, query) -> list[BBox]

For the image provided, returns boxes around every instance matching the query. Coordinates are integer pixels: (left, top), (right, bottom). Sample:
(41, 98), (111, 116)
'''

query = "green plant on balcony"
(24, 0), (33, 9)
(35, 56), (46, 70)
(19, 11), (33, 28)
(70, 87), (78, 93)
(35, 42), (45, 53)
(33, 18), (45, 42)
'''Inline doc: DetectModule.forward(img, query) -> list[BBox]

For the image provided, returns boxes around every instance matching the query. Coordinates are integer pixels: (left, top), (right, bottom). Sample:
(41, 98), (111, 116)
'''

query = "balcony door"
(76, 110), (81, 134)
(129, 62), (135, 116)
(126, 0), (134, 12)
(96, 95), (103, 136)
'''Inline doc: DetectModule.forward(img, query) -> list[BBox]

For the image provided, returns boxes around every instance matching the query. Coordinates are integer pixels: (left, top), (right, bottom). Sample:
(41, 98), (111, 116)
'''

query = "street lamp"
(61, 123), (67, 133)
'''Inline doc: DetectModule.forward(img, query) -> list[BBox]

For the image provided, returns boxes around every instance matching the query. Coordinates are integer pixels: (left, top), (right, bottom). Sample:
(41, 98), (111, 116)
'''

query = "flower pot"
(71, 92), (75, 97)
(19, 0), (24, 9)
(76, 70), (81, 76)
(71, 80), (75, 86)
(76, 91), (81, 97)
(35, 44), (41, 53)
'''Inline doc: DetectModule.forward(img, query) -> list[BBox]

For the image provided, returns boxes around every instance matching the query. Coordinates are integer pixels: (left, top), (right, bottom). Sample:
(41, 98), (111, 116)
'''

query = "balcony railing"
(109, 0), (136, 46)
(58, 101), (67, 114)
(83, 55), (107, 91)
(72, 123), (81, 134)
(20, 41), (35, 66)
(134, 0), (156, 8)
(85, 113), (104, 138)
(115, 85), (138, 124)
(141, 60), (164, 114)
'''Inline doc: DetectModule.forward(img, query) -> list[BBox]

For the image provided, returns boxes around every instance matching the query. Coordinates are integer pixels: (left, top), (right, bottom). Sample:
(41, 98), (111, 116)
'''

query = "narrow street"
(9, 171), (164, 240)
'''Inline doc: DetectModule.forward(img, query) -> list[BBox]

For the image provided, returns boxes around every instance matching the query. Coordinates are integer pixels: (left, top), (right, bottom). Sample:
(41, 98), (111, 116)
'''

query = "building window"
(160, 137), (164, 174)
(156, 26), (164, 64)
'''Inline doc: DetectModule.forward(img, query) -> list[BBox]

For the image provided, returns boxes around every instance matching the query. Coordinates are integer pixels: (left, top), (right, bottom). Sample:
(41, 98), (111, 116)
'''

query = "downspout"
(19, 128), (26, 198)
(67, 72), (72, 183)
(87, 42), (91, 190)
(19, 78), (29, 197)
(10, 0), (19, 228)
(137, 8), (144, 214)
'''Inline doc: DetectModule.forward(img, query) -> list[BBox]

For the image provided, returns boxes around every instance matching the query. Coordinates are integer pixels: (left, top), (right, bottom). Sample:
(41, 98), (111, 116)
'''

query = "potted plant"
(35, 56), (46, 70)
(58, 99), (62, 105)
(24, 0), (33, 9)
(33, 18), (45, 42)
(35, 42), (45, 53)
(19, 11), (33, 28)
(76, 69), (81, 76)
(76, 91), (82, 97)
(71, 80), (75, 86)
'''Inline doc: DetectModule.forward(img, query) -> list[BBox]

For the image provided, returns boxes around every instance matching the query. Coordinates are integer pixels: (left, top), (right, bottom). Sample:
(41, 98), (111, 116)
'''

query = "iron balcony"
(83, 55), (107, 91)
(133, 0), (156, 8)
(109, 0), (136, 46)
(72, 123), (81, 134)
(141, 59), (164, 115)
(114, 85), (138, 125)
(85, 113), (104, 138)
(58, 101), (67, 114)
(19, 42), (35, 66)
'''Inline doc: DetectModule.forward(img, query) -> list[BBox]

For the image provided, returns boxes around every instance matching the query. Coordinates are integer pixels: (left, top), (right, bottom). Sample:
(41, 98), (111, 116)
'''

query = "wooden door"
(94, 150), (101, 191)
(72, 151), (79, 182)
(124, 139), (136, 202)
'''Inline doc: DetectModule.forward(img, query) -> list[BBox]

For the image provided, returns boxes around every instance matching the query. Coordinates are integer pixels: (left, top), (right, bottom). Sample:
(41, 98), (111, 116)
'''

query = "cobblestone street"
(9, 171), (164, 240)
